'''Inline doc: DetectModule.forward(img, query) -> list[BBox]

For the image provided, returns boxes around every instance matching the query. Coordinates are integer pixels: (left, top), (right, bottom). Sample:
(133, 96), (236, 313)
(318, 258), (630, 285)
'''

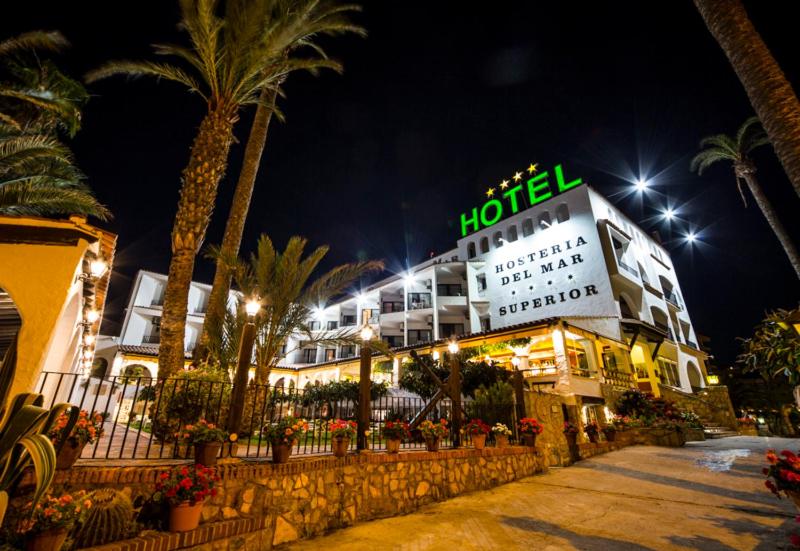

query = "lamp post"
(357, 324), (374, 451)
(448, 341), (462, 448)
(227, 298), (261, 435)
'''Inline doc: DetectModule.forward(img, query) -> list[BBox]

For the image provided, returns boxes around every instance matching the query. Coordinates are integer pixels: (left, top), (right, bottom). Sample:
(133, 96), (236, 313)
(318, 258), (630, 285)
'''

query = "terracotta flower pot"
(494, 434), (509, 448)
(194, 441), (222, 466)
(56, 437), (85, 469)
(472, 433), (487, 450)
(386, 438), (401, 454)
(425, 437), (440, 452)
(332, 436), (350, 457)
(272, 441), (294, 464)
(604, 430), (617, 442)
(26, 527), (68, 551)
(522, 433), (538, 447)
(169, 501), (203, 532)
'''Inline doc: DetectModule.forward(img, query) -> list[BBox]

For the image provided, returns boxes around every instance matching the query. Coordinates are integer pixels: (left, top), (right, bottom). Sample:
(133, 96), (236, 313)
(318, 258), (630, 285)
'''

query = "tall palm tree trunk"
(741, 171), (800, 280)
(694, 0), (800, 199)
(158, 105), (236, 379)
(197, 88), (278, 360)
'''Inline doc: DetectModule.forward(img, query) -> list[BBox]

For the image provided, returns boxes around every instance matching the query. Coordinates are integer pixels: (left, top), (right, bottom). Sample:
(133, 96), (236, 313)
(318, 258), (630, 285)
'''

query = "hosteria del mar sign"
(460, 162), (616, 327)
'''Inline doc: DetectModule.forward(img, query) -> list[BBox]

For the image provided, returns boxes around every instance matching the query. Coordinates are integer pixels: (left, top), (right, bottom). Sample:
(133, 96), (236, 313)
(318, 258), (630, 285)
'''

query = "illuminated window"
(479, 237), (489, 254)
(522, 218), (534, 237)
(555, 203), (570, 223)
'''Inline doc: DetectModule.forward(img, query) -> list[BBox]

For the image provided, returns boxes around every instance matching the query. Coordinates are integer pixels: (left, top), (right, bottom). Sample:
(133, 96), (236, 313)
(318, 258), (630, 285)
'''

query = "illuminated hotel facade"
(97, 163), (708, 411)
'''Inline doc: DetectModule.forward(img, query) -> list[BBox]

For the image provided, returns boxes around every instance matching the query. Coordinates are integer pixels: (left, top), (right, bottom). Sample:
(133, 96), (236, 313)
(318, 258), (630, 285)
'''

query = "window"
(324, 349), (336, 361)
(408, 292), (432, 310)
(300, 348), (317, 363)
(381, 301), (404, 313)
(638, 262), (650, 285)
(493, 231), (503, 248)
(522, 218), (534, 237)
(437, 283), (464, 296)
(309, 320), (321, 331)
(407, 329), (432, 345)
(439, 323), (464, 338)
(656, 358), (680, 387)
(610, 230), (638, 277)
(326, 320), (338, 330)
(538, 212), (552, 230)
(506, 225), (518, 242)
(479, 237), (489, 254)
(382, 335), (403, 348)
(659, 276), (681, 307)
(341, 314), (356, 326)
(476, 274), (487, 292)
(555, 203), (570, 223)
(340, 345), (355, 358)
(467, 242), (477, 259)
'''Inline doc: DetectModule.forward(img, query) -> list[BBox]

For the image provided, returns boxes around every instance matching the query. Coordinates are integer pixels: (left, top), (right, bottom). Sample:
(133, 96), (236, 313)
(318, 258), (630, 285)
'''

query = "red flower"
(790, 534), (800, 547)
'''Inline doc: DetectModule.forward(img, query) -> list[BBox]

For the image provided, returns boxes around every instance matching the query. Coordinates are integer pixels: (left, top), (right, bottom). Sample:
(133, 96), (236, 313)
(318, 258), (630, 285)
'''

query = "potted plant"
(464, 419), (490, 450)
(584, 422), (600, 443)
(19, 491), (91, 551)
(382, 420), (410, 454)
(48, 409), (105, 469)
(519, 418), (544, 447)
(612, 415), (633, 431)
(563, 421), (579, 446)
(264, 416), (308, 464)
(329, 419), (357, 457)
(764, 449), (800, 510)
(176, 419), (227, 466)
(602, 424), (617, 442)
(491, 423), (512, 448)
(419, 419), (448, 452)
(155, 464), (219, 532)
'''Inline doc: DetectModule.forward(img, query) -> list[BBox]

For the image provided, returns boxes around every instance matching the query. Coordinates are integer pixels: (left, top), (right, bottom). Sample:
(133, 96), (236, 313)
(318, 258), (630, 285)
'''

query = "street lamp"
(357, 323), (374, 450)
(227, 297), (261, 435)
(89, 258), (108, 279)
(448, 340), (462, 448)
(85, 309), (100, 324)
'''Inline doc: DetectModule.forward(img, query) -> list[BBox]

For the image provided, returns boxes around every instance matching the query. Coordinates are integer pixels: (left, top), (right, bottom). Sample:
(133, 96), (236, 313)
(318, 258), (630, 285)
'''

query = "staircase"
(700, 418), (738, 439)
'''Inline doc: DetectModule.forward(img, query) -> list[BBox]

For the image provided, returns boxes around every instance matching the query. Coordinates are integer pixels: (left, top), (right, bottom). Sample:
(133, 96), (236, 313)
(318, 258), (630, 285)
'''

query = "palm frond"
(85, 61), (205, 98)
(689, 148), (730, 175)
(0, 31), (69, 57)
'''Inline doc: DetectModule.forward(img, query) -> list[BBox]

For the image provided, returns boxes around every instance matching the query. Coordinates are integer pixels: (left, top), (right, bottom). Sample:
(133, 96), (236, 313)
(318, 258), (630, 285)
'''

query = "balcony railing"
(663, 290), (682, 308)
(381, 301), (405, 314)
(617, 258), (639, 277)
(141, 334), (161, 345)
(602, 368), (635, 389)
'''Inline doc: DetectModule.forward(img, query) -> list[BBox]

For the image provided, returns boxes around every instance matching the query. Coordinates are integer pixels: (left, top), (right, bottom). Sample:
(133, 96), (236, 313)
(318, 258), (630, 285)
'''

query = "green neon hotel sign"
(459, 163), (583, 237)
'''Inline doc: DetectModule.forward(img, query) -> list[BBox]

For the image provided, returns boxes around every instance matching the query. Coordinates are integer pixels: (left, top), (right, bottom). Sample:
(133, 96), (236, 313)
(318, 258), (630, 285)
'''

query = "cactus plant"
(73, 488), (136, 548)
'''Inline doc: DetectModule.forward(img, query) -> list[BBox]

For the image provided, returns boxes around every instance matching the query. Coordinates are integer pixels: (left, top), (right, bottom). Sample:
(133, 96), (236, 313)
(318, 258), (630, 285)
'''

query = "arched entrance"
(0, 287), (22, 363)
(687, 361), (704, 390)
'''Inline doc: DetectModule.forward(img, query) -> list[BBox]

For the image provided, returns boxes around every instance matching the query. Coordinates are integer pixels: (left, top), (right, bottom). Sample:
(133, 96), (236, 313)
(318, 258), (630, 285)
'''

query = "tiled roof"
(119, 343), (193, 359)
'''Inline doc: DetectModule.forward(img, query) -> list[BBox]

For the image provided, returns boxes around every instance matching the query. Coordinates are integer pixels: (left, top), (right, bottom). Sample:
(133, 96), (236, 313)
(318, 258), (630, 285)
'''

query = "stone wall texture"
(660, 384), (738, 429)
(29, 447), (544, 550)
(522, 390), (572, 466)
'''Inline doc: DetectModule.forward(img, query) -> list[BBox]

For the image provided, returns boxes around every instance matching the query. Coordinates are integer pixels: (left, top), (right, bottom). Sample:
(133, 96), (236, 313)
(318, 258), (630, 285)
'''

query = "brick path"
(286, 436), (799, 550)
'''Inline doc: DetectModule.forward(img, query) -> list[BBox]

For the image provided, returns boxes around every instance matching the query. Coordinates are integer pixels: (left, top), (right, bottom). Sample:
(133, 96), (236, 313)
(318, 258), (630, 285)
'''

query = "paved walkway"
(287, 436), (800, 550)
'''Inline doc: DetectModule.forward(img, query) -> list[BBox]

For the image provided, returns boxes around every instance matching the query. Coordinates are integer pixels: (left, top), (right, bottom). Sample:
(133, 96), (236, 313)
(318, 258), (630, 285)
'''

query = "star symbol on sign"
(513, 171), (523, 182)
(499, 179), (510, 190)
(486, 187), (496, 198)
(527, 163), (539, 174)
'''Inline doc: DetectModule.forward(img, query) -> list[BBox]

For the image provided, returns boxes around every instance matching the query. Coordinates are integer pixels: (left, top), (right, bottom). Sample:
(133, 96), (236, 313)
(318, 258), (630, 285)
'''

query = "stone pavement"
(285, 436), (800, 550)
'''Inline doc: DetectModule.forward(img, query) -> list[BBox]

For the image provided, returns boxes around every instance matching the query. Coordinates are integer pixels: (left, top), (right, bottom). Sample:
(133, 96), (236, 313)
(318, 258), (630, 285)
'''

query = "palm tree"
(691, 117), (800, 279)
(87, 0), (359, 379)
(694, 0), (800, 200)
(0, 126), (110, 219)
(225, 234), (383, 383)
(0, 32), (107, 220)
(198, 1), (364, 360)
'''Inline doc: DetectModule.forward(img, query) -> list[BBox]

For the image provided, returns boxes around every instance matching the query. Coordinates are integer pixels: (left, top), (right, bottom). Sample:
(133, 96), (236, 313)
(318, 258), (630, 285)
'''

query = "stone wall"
(24, 447), (544, 550)
(659, 384), (738, 429)
(522, 390), (572, 466)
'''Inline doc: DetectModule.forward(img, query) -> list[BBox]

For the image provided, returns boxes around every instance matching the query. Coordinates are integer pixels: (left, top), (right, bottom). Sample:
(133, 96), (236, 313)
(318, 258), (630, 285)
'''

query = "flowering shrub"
(176, 419), (227, 445)
(491, 423), (512, 436)
(464, 419), (490, 435)
(738, 417), (756, 426)
(764, 449), (800, 498)
(584, 422), (600, 437)
(155, 464), (219, 506)
(382, 420), (410, 441)
(680, 411), (704, 429)
(329, 419), (357, 440)
(563, 421), (579, 435)
(611, 415), (640, 430)
(602, 423), (617, 433)
(264, 416), (308, 446)
(18, 491), (91, 535)
(518, 418), (544, 435)
(48, 409), (105, 447)
(419, 419), (448, 440)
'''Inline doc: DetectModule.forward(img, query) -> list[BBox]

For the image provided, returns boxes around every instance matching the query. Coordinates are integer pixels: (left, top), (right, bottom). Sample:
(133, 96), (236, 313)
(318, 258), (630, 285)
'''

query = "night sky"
(3, 1), (799, 366)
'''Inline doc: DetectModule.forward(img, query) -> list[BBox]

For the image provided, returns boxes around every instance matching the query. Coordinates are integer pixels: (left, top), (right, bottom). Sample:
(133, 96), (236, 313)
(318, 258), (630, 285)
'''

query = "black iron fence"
(35, 371), (516, 461)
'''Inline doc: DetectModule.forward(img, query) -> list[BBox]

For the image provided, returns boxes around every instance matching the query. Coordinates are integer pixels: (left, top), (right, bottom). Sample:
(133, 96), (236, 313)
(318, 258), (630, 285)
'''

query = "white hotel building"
(97, 167), (708, 410)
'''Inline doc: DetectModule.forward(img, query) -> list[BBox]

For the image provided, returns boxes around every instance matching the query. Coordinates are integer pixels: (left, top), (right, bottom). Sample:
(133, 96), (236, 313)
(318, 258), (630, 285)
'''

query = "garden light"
(245, 298), (261, 317)
(360, 325), (374, 341)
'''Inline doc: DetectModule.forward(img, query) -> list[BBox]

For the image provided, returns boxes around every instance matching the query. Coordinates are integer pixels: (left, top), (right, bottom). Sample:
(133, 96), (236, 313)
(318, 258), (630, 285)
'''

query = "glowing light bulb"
(85, 309), (100, 324)
(84, 334), (96, 346)
(404, 273), (415, 287)
(686, 232), (696, 243)
(447, 341), (459, 354)
(360, 325), (374, 341)
(664, 208), (674, 220)
(634, 179), (648, 192)
(89, 258), (108, 278)
(245, 298), (261, 317)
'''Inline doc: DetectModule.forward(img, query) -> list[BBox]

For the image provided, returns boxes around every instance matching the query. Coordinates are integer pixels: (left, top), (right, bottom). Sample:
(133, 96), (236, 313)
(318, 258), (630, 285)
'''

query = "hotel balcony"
(141, 334), (160, 345)
(601, 367), (636, 389)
